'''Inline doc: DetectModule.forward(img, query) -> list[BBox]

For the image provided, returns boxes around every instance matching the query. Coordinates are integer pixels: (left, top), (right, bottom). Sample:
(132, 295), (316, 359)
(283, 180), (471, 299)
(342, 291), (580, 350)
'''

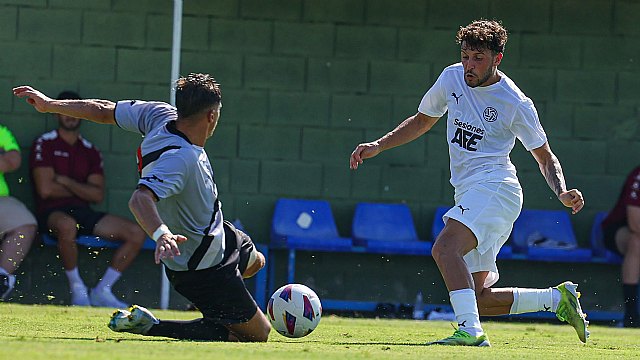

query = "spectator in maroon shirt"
(30, 91), (146, 308)
(602, 166), (640, 327)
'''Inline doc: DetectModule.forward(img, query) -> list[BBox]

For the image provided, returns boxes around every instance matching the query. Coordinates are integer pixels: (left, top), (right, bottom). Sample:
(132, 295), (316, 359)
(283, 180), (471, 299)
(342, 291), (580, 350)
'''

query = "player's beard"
(465, 66), (494, 88)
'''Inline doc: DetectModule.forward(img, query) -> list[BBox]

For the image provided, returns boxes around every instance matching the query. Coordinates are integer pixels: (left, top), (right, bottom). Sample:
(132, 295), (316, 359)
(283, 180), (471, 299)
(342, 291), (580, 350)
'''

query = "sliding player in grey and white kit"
(14, 73), (270, 342)
(349, 20), (588, 346)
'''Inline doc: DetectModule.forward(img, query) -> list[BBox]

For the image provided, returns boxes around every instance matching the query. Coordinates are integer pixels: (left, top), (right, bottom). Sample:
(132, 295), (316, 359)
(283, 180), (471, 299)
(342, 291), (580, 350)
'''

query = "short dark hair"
(175, 73), (222, 118)
(456, 19), (508, 54)
(57, 90), (82, 100)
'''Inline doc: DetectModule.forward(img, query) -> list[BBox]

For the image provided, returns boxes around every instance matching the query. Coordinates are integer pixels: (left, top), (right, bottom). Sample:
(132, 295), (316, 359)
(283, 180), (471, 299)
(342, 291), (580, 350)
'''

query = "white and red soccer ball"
(267, 283), (322, 338)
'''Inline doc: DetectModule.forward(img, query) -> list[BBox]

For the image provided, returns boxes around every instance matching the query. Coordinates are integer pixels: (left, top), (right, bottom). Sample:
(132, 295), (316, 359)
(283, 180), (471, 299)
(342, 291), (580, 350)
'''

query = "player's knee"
(431, 240), (451, 264)
(242, 250), (266, 279)
(52, 219), (78, 241)
(252, 322), (271, 342)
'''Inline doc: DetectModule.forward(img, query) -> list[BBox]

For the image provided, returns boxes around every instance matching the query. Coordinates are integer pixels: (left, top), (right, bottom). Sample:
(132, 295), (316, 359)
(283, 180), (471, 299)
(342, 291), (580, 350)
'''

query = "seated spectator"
(602, 165), (640, 327)
(0, 124), (37, 300)
(29, 90), (146, 308)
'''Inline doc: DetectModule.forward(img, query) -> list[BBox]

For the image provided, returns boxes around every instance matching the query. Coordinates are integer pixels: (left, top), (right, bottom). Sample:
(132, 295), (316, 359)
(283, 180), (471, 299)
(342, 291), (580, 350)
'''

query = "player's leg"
(473, 271), (514, 315)
(243, 250), (265, 279)
(111, 273), (271, 341)
(226, 307), (271, 342)
(0, 224), (37, 300)
(613, 226), (640, 327)
(0, 224), (36, 275)
(0, 197), (37, 276)
(429, 219), (488, 346)
(474, 270), (589, 343)
(92, 213), (145, 272)
(110, 224), (271, 342)
(431, 219), (477, 291)
(46, 210), (90, 305)
(235, 226), (265, 279)
(90, 212), (145, 307)
(111, 304), (232, 340)
(0, 198), (37, 300)
(428, 183), (522, 346)
(47, 211), (81, 270)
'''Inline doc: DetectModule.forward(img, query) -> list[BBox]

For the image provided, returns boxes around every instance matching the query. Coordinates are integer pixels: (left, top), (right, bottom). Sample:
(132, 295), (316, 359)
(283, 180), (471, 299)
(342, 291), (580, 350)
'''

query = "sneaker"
(426, 329), (491, 347)
(108, 305), (159, 335)
(70, 283), (91, 306)
(0, 274), (15, 301)
(90, 287), (129, 308)
(554, 281), (589, 343)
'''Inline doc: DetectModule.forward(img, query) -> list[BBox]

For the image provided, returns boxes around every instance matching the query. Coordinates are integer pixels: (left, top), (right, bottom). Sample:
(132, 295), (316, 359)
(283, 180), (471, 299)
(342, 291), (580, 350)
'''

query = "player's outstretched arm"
(531, 142), (585, 214)
(12, 86), (116, 125)
(129, 185), (187, 264)
(349, 112), (438, 170)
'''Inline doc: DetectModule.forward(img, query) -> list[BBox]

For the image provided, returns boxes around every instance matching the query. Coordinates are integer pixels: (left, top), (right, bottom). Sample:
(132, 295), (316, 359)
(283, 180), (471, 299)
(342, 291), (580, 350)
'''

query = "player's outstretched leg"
(554, 281), (589, 343)
(108, 305), (159, 335)
(426, 328), (491, 347)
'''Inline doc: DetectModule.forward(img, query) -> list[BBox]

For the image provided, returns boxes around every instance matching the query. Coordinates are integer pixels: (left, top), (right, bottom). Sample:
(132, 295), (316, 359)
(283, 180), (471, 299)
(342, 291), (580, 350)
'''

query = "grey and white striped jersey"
(115, 100), (225, 271)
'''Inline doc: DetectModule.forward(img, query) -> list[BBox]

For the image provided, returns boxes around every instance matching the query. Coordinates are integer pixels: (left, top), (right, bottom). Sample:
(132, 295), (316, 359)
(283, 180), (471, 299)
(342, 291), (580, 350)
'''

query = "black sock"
(623, 284), (639, 319)
(147, 318), (230, 341)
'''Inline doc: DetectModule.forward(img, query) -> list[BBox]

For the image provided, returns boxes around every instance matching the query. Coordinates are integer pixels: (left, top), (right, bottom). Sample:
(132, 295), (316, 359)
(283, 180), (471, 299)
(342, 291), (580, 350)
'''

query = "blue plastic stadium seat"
(511, 209), (592, 262)
(590, 211), (622, 264)
(42, 234), (156, 250)
(431, 206), (449, 242)
(270, 198), (352, 251)
(351, 202), (432, 255)
(431, 205), (512, 259)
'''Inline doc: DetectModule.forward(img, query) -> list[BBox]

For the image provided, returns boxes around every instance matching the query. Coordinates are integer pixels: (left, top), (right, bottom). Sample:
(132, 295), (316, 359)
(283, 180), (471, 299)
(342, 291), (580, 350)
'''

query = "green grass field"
(1, 303), (639, 360)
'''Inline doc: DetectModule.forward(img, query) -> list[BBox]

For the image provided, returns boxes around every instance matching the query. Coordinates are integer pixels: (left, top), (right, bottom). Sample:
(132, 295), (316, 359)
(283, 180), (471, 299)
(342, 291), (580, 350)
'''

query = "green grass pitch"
(1, 303), (639, 359)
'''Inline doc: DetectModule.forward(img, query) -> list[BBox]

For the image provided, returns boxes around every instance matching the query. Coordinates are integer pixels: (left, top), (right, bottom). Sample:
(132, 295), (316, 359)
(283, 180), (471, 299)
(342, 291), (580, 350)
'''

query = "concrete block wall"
(0, 1), (638, 269)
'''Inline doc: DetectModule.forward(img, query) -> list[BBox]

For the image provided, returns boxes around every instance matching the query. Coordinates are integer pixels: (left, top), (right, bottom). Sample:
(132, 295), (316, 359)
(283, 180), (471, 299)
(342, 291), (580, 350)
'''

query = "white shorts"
(443, 182), (522, 288)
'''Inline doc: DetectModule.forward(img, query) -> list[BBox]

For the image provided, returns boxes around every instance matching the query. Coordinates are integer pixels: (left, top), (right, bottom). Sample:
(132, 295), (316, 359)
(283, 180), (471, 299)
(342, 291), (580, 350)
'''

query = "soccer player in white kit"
(350, 20), (588, 346)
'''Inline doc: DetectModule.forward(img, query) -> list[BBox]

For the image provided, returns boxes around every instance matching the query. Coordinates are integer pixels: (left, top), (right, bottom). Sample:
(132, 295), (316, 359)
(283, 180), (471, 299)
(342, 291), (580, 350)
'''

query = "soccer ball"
(267, 283), (322, 338)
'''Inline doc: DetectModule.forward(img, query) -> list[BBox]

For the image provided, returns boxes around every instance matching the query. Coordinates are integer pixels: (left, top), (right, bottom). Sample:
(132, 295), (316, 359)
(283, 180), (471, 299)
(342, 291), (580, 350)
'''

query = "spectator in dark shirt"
(30, 91), (146, 308)
(602, 166), (640, 327)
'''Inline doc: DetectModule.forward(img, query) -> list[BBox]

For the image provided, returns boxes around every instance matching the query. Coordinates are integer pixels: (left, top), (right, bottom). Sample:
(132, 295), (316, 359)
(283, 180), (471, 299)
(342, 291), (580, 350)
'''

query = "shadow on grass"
(2, 334), (176, 342)
(275, 339), (428, 346)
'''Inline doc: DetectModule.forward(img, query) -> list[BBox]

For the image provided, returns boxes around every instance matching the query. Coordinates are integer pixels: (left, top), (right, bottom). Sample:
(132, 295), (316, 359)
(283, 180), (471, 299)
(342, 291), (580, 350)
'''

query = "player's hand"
(12, 86), (53, 113)
(559, 189), (584, 215)
(154, 233), (188, 264)
(350, 141), (381, 170)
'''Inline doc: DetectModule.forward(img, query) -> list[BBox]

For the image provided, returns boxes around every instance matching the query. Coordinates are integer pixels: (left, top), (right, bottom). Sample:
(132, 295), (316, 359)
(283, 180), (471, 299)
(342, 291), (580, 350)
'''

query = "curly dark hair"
(456, 19), (508, 54)
(175, 73), (222, 118)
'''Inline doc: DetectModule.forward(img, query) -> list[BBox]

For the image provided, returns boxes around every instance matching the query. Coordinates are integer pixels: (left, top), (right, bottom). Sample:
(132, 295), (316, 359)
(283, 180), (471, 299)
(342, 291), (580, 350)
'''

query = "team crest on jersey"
(483, 107), (498, 122)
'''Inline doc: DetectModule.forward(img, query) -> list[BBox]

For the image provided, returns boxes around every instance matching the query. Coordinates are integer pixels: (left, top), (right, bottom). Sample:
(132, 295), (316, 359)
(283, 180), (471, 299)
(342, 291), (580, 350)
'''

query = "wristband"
(152, 224), (171, 241)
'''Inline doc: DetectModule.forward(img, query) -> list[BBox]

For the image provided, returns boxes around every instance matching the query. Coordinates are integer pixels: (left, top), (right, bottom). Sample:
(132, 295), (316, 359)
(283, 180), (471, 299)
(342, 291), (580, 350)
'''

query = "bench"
(266, 198), (623, 321)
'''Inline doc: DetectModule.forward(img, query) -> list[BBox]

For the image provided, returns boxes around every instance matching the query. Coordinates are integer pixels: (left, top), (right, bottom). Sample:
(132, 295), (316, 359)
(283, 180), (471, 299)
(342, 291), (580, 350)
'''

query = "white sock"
(510, 287), (560, 314)
(449, 288), (483, 337)
(94, 267), (121, 291)
(65, 268), (85, 289)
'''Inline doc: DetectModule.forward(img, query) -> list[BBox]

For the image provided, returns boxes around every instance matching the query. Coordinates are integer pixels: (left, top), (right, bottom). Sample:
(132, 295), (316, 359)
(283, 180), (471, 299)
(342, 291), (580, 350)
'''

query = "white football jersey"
(418, 63), (547, 191)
